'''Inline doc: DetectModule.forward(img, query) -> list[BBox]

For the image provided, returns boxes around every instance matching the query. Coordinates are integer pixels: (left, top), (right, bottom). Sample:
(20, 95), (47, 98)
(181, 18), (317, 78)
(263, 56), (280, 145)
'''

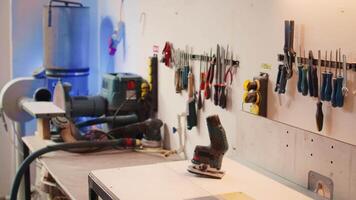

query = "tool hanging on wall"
(187, 68), (197, 130)
(197, 55), (204, 110)
(218, 46), (227, 108)
(205, 49), (215, 100)
(335, 49), (344, 107)
(316, 50), (324, 131)
(214, 44), (221, 106)
(324, 51), (333, 101)
(320, 51), (327, 101)
(331, 50), (338, 107)
(301, 50), (309, 96)
(275, 20), (295, 94)
(161, 41), (173, 67)
(342, 55), (349, 98)
(296, 46), (303, 93)
(242, 73), (268, 117)
(219, 49), (234, 109)
(308, 51), (318, 98)
(109, 0), (126, 56)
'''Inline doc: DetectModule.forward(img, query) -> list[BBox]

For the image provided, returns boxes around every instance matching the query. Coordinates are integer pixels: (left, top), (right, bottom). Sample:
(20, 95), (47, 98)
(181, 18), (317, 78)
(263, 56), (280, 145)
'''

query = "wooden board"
(22, 136), (181, 200)
(22, 101), (65, 118)
(90, 158), (314, 200)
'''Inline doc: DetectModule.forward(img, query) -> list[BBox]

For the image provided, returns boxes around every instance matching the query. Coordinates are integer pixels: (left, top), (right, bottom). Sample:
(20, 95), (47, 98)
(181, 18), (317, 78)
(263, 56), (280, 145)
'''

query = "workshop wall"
(0, 0), (14, 197)
(131, 0), (356, 199)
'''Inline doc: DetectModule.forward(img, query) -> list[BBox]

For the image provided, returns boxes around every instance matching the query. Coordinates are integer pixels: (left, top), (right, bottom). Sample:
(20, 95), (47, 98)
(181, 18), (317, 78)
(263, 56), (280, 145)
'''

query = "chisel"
(316, 50), (324, 131)
(320, 51), (327, 101)
(301, 50), (309, 96)
(324, 51), (333, 101)
(331, 50), (338, 107)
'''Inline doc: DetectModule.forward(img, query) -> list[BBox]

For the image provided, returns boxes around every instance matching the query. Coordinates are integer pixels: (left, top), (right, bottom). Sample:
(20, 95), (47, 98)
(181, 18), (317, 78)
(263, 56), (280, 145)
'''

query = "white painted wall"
(112, 0), (356, 198)
(0, 0), (14, 197)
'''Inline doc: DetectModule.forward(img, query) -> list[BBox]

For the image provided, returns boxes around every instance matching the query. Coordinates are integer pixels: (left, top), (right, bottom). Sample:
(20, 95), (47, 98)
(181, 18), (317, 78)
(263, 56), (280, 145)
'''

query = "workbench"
(89, 158), (316, 200)
(22, 136), (181, 200)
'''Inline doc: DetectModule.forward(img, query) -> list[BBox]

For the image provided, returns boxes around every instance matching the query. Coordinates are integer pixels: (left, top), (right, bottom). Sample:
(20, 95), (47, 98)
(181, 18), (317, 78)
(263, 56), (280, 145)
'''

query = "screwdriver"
(297, 46), (303, 93)
(324, 51), (333, 101)
(320, 51), (327, 101)
(336, 48), (344, 107)
(316, 50), (324, 131)
(301, 50), (308, 96)
(331, 50), (338, 107)
(311, 51), (319, 98)
(342, 54), (349, 97)
(308, 51), (314, 97)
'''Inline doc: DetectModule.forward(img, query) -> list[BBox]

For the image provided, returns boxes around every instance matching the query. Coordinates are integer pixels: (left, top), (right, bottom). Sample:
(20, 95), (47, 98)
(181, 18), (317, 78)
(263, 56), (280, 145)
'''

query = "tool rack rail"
(190, 54), (240, 67)
(278, 54), (356, 71)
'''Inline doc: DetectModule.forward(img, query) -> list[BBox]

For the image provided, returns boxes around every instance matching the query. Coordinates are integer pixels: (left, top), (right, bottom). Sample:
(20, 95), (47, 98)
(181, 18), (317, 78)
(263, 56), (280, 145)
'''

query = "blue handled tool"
(316, 50), (324, 131)
(335, 49), (344, 107)
(320, 51), (327, 101)
(324, 51), (333, 101)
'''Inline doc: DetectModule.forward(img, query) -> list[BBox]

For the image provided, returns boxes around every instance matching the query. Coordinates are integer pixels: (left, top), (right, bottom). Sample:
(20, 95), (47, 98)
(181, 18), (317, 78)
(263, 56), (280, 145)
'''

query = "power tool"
(188, 115), (228, 179)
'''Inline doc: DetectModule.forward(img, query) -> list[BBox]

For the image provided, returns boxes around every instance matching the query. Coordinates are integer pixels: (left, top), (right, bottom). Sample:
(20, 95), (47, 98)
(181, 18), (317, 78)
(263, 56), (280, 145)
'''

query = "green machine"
(101, 73), (143, 114)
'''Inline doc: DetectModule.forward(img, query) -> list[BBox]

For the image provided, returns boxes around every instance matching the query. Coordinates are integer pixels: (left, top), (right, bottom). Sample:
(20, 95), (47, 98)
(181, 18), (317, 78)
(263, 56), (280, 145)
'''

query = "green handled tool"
(316, 50), (324, 131)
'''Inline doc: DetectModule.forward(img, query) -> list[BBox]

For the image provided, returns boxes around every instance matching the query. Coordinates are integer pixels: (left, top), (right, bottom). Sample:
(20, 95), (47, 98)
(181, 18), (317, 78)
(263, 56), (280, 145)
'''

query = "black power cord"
(10, 139), (139, 200)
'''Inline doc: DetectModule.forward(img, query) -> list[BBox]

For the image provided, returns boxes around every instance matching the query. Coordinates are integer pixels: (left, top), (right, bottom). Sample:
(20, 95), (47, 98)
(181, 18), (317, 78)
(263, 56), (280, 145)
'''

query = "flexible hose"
(75, 114), (138, 128)
(10, 139), (139, 200)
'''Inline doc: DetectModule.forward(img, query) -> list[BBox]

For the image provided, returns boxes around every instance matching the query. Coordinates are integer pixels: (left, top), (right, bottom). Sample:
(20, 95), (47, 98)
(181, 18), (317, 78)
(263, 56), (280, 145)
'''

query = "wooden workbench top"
(22, 136), (181, 200)
(90, 158), (315, 200)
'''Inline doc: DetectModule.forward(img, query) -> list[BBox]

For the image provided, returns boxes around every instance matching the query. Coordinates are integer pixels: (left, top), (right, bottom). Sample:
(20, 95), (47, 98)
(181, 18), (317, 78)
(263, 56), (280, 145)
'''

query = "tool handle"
(278, 67), (287, 94)
(336, 78), (344, 107)
(188, 73), (194, 98)
(316, 101), (324, 131)
(301, 68), (309, 96)
(331, 78), (338, 107)
(214, 85), (219, 105)
(308, 65), (314, 97)
(320, 73), (327, 101)
(297, 66), (303, 93)
(324, 73), (333, 101)
(197, 92), (203, 110)
(204, 84), (211, 99)
(219, 85), (227, 109)
(312, 67), (319, 98)
(275, 65), (283, 92)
